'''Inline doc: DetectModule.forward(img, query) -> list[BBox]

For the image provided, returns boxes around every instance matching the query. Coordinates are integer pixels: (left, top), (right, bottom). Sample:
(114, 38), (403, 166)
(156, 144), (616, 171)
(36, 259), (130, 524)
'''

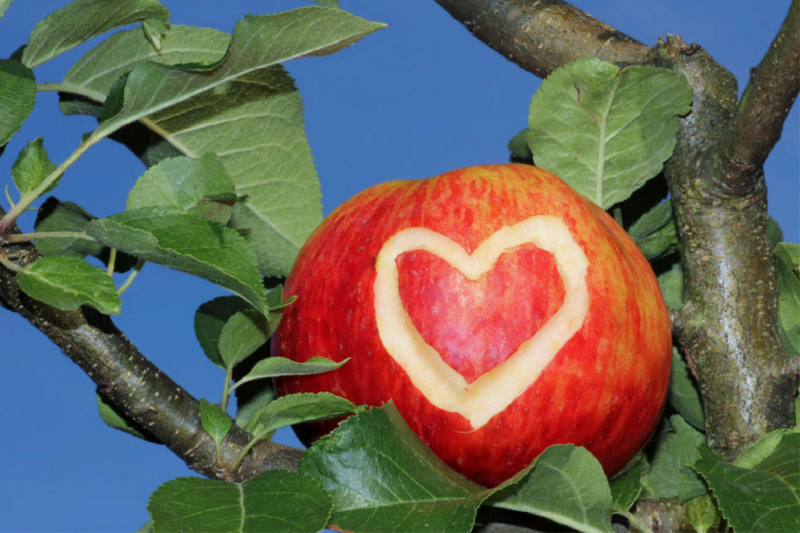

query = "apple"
(272, 164), (672, 487)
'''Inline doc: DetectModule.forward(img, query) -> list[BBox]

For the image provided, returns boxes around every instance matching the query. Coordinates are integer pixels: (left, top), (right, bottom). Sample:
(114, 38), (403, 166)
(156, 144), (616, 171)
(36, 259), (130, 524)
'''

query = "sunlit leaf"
(0, 59), (35, 146)
(488, 445), (615, 533)
(34, 197), (138, 272)
(88, 8), (385, 276)
(235, 356), (348, 389)
(11, 137), (58, 197)
(246, 392), (357, 437)
(86, 208), (269, 314)
(16, 256), (121, 315)
(684, 495), (721, 533)
(127, 154), (237, 225)
(0, 0), (14, 20)
(21, 0), (169, 68)
(528, 56), (693, 209)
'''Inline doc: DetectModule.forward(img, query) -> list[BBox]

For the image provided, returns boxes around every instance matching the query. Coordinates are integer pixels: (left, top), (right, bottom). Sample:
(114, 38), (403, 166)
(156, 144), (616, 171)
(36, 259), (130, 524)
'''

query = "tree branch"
(432, 0), (800, 460)
(432, 0), (651, 77)
(0, 206), (302, 482)
(717, 0), (799, 194)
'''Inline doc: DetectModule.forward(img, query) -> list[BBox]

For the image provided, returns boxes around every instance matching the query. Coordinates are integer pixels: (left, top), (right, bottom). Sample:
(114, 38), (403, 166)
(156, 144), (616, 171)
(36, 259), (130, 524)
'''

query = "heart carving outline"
(373, 215), (590, 429)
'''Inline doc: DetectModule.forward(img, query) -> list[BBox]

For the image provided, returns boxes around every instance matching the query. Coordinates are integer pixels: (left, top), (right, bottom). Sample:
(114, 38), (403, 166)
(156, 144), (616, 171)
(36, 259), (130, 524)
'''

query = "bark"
(0, 206), (303, 482)
(433, 0), (799, 460)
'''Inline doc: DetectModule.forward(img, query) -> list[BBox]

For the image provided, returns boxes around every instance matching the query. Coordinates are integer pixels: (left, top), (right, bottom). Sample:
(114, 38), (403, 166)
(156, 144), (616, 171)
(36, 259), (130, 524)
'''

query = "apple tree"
(0, 0), (797, 532)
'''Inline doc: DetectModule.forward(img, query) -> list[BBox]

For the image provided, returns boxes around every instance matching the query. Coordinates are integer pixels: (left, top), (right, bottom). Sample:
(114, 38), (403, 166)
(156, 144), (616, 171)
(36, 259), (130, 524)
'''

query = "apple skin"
(272, 164), (672, 487)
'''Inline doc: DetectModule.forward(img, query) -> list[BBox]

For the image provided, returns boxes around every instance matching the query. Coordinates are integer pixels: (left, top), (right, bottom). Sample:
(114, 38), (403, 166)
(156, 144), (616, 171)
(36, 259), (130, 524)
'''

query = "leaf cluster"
(1, 2), (798, 533)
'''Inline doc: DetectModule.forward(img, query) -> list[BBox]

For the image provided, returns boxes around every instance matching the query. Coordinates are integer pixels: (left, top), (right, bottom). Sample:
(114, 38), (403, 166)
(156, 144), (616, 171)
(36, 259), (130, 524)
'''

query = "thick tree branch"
(717, 0), (799, 194)
(433, 0), (800, 462)
(0, 206), (302, 482)
(432, 0), (651, 77)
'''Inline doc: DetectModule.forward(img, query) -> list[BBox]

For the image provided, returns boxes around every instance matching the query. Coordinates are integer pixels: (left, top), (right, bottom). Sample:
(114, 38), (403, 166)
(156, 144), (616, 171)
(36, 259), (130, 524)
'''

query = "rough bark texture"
(0, 206), (303, 482)
(433, 0), (799, 460)
(431, 0), (652, 79)
(1, 1), (797, 531)
(432, 0), (799, 530)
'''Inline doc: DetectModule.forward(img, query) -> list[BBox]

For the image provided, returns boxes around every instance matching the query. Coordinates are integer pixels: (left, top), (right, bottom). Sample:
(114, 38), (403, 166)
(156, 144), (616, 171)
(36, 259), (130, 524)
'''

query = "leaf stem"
(0, 249), (24, 273)
(116, 259), (145, 296)
(0, 134), (103, 235)
(619, 509), (655, 533)
(5, 185), (15, 208)
(107, 248), (117, 276)
(221, 366), (234, 413)
(37, 82), (104, 102)
(3, 231), (96, 243)
(231, 429), (268, 473)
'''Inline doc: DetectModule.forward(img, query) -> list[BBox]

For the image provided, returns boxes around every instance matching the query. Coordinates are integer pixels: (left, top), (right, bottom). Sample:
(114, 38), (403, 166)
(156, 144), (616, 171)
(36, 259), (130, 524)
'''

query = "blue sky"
(0, 1), (797, 530)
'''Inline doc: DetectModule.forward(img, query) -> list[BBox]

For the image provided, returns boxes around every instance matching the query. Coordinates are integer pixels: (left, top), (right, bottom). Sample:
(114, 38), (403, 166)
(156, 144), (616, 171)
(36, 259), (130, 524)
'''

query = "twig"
(0, 205), (303, 482)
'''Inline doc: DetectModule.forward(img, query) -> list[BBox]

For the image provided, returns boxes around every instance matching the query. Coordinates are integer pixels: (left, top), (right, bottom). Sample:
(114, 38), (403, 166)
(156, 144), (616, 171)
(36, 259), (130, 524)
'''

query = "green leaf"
(86, 208), (269, 315)
(246, 392), (357, 437)
(508, 128), (533, 164)
(768, 217), (784, 248)
(609, 454), (648, 513)
(627, 200), (679, 260)
(199, 399), (232, 452)
(684, 495), (721, 533)
(96, 392), (159, 443)
(0, 59), (35, 146)
(734, 429), (800, 470)
(235, 356), (348, 390)
(693, 433), (799, 533)
(89, 8), (384, 276)
(148, 470), (332, 533)
(141, 16), (167, 51)
(99, 71), (130, 123)
(21, 0), (170, 68)
(55, 16), (382, 277)
(34, 197), (138, 272)
(0, 0), (14, 20)
(642, 415), (706, 501)
(299, 403), (489, 533)
(312, 0), (340, 8)
(16, 256), (121, 315)
(60, 25), (229, 110)
(195, 296), (252, 368)
(127, 154), (237, 225)
(528, 56), (693, 209)
(12, 137), (58, 197)
(219, 309), (276, 370)
(658, 261), (685, 310)
(669, 348), (705, 431)
(488, 445), (614, 533)
(235, 382), (276, 431)
(136, 520), (154, 533)
(776, 243), (799, 356)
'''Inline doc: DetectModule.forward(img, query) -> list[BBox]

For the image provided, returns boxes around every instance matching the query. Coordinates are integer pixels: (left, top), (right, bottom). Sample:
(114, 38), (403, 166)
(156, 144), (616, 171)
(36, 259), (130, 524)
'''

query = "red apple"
(272, 164), (672, 487)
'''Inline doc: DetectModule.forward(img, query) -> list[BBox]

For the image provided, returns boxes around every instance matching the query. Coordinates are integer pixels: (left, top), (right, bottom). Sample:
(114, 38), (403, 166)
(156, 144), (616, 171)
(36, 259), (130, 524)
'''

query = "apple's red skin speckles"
(273, 164), (672, 488)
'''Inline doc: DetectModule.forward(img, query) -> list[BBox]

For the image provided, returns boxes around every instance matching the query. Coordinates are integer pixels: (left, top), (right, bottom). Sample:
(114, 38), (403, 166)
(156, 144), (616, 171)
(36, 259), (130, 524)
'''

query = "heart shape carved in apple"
(374, 215), (590, 429)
